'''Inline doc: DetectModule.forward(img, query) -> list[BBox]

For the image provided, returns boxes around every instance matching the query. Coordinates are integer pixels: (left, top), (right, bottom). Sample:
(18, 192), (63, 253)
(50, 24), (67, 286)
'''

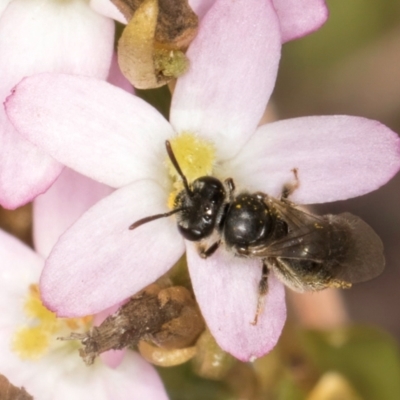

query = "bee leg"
(224, 178), (235, 201)
(251, 262), (269, 325)
(199, 241), (221, 259)
(281, 168), (299, 201)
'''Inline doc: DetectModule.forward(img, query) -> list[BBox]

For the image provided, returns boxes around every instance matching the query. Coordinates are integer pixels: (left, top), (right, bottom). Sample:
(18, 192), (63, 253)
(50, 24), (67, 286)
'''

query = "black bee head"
(175, 176), (226, 241)
(129, 141), (225, 238)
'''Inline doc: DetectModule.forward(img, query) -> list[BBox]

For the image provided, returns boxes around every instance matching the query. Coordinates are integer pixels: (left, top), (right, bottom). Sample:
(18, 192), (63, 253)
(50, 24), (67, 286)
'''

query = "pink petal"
(0, 341), (168, 400)
(0, 234), (167, 399)
(0, 0), (11, 17)
(6, 73), (175, 188)
(100, 349), (127, 369)
(188, 0), (215, 19)
(50, 353), (169, 400)
(102, 352), (169, 400)
(0, 0), (114, 91)
(226, 115), (400, 204)
(0, 0), (114, 208)
(188, 0), (328, 43)
(0, 229), (43, 297)
(186, 243), (286, 361)
(90, 0), (127, 24)
(31, 56), (132, 249)
(33, 168), (114, 258)
(0, 119), (63, 209)
(170, 0), (281, 160)
(107, 53), (134, 94)
(0, 230), (42, 338)
(40, 180), (185, 317)
(272, 0), (328, 43)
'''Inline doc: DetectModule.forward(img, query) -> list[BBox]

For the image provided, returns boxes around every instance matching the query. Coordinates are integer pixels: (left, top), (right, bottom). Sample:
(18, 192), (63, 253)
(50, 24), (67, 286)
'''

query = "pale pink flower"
(6, 0), (400, 361)
(0, 229), (169, 400)
(33, 168), (113, 259)
(91, 0), (328, 43)
(33, 166), (128, 368)
(32, 52), (131, 260)
(0, 166), (166, 398)
(0, 0), (11, 17)
(0, 0), (115, 209)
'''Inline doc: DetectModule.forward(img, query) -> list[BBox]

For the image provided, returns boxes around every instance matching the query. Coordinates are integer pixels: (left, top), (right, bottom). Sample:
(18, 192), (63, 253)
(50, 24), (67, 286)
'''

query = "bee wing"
(250, 199), (332, 260)
(327, 212), (385, 283)
(248, 199), (385, 285)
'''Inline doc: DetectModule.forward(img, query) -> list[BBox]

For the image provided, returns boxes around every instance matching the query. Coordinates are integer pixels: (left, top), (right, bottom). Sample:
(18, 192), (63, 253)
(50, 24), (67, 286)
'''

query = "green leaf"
(277, 375), (307, 400)
(158, 363), (234, 400)
(300, 326), (400, 400)
(135, 85), (171, 119)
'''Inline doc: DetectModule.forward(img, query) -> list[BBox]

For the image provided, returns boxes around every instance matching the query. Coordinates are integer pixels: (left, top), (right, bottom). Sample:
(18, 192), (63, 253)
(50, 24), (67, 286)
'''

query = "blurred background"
(272, 0), (400, 341)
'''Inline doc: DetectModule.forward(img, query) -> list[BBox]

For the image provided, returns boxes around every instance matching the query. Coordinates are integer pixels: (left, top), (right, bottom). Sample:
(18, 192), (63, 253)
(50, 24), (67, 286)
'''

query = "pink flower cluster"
(1, 0), (399, 398)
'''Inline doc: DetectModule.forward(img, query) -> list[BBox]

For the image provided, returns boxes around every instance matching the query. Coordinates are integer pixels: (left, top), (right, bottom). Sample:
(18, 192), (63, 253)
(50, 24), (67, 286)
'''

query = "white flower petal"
(40, 180), (185, 317)
(0, 118), (63, 209)
(6, 73), (175, 188)
(0, 0), (114, 99)
(90, 0), (127, 24)
(171, 0), (281, 160)
(187, 244), (286, 360)
(226, 115), (400, 204)
(33, 168), (114, 258)
(0, 233), (167, 400)
(273, 0), (328, 43)
(0, 229), (43, 329)
(0, 0), (115, 208)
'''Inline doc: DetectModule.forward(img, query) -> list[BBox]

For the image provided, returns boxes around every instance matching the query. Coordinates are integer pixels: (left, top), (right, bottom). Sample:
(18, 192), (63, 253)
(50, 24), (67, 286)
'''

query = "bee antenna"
(129, 207), (187, 231)
(165, 140), (192, 196)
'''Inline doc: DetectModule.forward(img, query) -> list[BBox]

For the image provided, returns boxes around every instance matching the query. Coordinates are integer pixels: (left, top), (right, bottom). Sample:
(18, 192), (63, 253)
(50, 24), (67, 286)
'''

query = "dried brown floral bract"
(62, 284), (204, 365)
(0, 374), (33, 400)
(112, 0), (198, 47)
(117, 0), (197, 88)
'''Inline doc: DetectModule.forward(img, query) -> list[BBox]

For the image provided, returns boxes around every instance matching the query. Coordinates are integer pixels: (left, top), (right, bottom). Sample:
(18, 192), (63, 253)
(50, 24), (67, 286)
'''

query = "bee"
(130, 141), (385, 324)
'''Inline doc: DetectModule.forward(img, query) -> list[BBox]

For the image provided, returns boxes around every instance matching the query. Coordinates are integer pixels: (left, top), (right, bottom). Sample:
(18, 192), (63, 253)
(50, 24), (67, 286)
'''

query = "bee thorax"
(223, 194), (272, 248)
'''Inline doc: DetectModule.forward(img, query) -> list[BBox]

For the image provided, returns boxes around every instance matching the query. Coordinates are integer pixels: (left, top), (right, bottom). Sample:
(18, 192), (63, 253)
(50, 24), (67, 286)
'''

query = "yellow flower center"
(167, 132), (216, 208)
(12, 284), (92, 360)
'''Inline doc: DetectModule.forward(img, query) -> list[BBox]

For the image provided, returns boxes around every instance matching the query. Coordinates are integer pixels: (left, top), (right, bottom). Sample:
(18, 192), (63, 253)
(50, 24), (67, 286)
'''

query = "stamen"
(12, 284), (93, 360)
(12, 326), (50, 360)
(24, 284), (58, 331)
(168, 132), (215, 185)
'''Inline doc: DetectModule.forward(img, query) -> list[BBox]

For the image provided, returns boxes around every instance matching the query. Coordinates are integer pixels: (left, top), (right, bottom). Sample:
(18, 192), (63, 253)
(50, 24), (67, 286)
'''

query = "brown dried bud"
(307, 372), (363, 400)
(151, 286), (204, 349)
(117, 0), (197, 88)
(138, 340), (197, 366)
(112, 0), (198, 47)
(192, 330), (236, 380)
(0, 374), (33, 400)
(62, 284), (204, 365)
(0, 204), (32, 247)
